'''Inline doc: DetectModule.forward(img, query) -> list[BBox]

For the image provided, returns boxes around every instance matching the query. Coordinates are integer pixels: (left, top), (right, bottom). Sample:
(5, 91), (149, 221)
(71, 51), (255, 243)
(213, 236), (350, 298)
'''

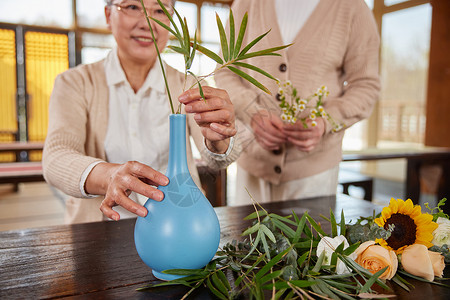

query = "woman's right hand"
(85, 161), (169, 221)
(250, 109), (287, 151)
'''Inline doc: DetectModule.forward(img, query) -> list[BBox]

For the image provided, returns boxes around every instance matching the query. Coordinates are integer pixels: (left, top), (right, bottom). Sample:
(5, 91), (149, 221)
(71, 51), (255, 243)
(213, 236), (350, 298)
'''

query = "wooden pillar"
(425, 0), (450, 147)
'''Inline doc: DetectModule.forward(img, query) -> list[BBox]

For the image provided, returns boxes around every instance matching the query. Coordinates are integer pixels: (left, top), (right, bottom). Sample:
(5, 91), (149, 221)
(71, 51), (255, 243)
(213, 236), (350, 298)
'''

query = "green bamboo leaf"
(331, 252), (338, 271)
(242, 223), (260, 236)
(228, 9), (235, 59)
(235, 253), (266, 286)
(216, 269), (231, 291)
(296, 251), (309, 267)
(330, 209), (338, 237)
(167, 45), (189, 56)
(312, 250), (325, 273)
(233, 12), (248, 58)
(237, 44), (291, 61)
(269, 213), (297, 226)
(156, 0), (182, 40)
(334, 241), (346, 254)
(194, 43), (224, 64)
(260, 233), (271, 260)
(316, 279), (341, 300)
(293, 213), (307, 243)
(162, 268), (207, 276)
(238, 30), (270, 57)
(186, 31), (197, 70)
(198, 81), (205, 100)
(274, 288), (288, 300)
(206, 277), (228, 300)
(260, 224), (276, 243)
(216, 13), (229, 62)
(182, 17), (190, 55)
(343, 242), (360, 256)
(391, 274), (411, 292)
(260, 270), (282, 284)
(262, 280), (316, 290)
(212, 272), (229, 296)
(244, 210), (268, 220)
(242, 229), (262, 261)
(360, 266), (388, 294)
(227, 66), (271, 94)
(255, 246), (293, 280)
(150, 17), (179, 39)
(172, 7), (186, 43)
(271, 218), (296, 238)
(340, 210), (346, 236)
(305, 214), (326, 236)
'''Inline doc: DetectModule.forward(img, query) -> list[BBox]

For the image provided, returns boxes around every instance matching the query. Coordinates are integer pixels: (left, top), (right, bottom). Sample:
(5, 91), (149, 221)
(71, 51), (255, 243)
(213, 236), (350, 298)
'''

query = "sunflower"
(374, 198), (438, 254)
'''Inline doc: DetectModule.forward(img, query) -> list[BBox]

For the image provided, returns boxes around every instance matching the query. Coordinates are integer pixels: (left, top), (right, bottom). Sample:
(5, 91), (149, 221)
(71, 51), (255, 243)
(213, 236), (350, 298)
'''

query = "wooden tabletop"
(0, 194), (448, 299)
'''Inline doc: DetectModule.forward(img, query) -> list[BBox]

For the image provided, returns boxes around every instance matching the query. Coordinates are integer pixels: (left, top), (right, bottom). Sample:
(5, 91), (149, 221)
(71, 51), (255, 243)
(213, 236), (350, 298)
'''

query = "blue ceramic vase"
(134, 114), (221, 281)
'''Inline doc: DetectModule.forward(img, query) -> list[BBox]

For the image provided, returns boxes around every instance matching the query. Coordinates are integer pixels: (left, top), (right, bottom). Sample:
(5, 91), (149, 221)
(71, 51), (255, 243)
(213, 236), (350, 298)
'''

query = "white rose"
(432, 217), (450, 247)
(317, 235), (356, 274)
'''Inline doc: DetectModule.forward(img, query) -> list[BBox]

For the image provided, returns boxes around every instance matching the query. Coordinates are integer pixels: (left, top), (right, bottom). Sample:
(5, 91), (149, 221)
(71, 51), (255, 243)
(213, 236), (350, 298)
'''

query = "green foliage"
(425, 198), (449, 221)
(137, 204), (392, 299)
(142, 0), (290, 113)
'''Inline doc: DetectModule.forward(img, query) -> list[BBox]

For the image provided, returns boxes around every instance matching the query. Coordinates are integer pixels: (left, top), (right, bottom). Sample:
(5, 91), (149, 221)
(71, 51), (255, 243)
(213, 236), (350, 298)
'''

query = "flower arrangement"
(277, 81), (344, 132)
(141, 0), (290, 114)
(138, 197), (449, 299)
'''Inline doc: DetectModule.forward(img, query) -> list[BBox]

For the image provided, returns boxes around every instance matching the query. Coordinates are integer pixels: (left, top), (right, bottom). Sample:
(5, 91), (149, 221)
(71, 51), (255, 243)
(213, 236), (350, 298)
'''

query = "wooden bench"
(0, 162), (45, 191)
(338, 169), (373, 201)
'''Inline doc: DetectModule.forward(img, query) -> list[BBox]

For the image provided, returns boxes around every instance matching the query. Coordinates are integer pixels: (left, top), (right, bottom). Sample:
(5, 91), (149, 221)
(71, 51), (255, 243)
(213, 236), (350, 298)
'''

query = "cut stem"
(140, 0), (175, 114)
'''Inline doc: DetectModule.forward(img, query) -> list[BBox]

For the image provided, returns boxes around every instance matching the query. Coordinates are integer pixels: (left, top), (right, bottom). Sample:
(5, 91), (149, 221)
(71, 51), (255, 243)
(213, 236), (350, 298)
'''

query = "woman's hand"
(86, 161), (169, 221)
(283, 117), (326, 152)
(179, 86), (237, 154)
(250, 109), (287, 151)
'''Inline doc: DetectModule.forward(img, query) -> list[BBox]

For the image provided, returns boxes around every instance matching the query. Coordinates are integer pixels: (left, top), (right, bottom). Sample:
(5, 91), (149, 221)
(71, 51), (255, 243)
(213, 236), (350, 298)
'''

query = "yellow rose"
(355, 241), (398, 280)
(401, 244), (445, 281)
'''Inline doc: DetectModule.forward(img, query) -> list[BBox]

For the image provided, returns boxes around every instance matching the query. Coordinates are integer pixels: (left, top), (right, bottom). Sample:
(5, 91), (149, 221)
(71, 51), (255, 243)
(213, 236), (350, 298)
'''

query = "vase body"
(134, 114), (220, 281)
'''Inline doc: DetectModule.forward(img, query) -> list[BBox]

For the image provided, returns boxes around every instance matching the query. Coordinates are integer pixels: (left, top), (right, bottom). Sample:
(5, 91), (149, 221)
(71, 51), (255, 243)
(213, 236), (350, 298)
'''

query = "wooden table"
(343, 147), (450, 213)
(0, 194), (448, 299)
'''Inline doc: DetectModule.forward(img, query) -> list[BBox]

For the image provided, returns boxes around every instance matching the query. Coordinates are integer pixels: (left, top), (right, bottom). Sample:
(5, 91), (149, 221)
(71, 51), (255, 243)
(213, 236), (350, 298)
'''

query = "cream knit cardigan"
(43, 60), (240, 223)
(215, 0), (380, 184)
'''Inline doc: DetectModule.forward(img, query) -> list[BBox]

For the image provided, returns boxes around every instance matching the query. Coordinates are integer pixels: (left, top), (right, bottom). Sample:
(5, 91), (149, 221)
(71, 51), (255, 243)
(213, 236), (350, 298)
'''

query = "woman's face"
(105, 0), (172, 66)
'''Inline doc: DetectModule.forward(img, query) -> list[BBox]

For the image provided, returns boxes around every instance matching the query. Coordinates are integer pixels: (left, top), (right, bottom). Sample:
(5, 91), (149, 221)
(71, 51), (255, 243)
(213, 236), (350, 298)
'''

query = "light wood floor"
(0, 182), (64, 231)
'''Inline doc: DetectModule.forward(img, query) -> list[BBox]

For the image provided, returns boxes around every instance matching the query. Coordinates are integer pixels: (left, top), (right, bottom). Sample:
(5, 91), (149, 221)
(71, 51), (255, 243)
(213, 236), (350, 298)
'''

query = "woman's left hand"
(283, 117), (326, 152)
(179, 86), (237, 153)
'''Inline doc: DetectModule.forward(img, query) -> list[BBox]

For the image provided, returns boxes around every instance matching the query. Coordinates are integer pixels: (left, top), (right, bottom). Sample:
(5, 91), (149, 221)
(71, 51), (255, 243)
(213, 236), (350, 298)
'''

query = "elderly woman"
(43, 0), (239, 223)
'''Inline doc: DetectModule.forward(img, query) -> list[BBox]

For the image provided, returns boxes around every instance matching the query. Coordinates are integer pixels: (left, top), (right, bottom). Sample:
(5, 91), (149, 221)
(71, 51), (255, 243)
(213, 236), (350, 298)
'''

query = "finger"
(99, 200), (121, 221)
(185, 97), (228, 113)
(210, 123), (237, 137)
(193, 109), (233, 125)
(179, 87), (228, 104)
(122, 175), (164, 201)
(253, 126), (286, 144)
(128, 162), (169, 187)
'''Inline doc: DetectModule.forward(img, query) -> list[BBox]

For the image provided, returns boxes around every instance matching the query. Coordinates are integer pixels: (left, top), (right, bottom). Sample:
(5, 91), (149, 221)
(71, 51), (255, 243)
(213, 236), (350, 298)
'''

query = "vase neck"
(166, 114), (189, 177)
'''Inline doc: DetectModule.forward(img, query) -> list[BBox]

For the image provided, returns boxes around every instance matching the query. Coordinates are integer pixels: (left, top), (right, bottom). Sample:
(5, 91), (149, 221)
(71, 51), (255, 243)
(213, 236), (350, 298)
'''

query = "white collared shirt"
(275, 0), (320, 44)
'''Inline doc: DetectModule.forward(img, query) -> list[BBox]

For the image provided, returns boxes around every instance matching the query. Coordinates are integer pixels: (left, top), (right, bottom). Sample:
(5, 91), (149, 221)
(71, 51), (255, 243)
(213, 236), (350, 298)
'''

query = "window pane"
(77, 0), (108, 29)
(379, 4), (431, 146)
(81, 32), (116, 64)
(0, 0), (72, 28)
(173, 2), (197, 36)
(201, 3), (229, 44)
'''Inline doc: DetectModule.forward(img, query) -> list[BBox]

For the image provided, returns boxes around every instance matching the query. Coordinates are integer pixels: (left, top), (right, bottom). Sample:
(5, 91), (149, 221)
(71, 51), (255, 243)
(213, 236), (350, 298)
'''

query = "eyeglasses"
(112, 2), (173, 22)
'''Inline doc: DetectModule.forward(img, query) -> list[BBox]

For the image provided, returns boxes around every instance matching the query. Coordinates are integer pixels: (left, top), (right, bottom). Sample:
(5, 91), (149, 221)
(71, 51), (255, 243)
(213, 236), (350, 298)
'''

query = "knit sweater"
(43, 60), (240, 222)
(215, 0), (380, 184)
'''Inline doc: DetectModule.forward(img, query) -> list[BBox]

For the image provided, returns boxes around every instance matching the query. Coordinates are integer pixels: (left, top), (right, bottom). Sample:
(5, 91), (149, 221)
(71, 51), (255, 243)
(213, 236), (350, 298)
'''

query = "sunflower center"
(384, 213), (417, 250)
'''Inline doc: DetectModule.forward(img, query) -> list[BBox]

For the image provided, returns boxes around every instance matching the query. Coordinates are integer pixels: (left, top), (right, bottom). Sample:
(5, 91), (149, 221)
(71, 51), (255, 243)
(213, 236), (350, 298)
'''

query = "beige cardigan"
(43, 60), (240, 223)
(215, 0), (380, 184)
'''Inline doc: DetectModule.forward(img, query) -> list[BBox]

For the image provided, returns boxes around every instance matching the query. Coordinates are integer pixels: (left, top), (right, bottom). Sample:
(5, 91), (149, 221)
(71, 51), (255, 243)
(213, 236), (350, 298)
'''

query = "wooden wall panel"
(425, 0), (450, 147)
